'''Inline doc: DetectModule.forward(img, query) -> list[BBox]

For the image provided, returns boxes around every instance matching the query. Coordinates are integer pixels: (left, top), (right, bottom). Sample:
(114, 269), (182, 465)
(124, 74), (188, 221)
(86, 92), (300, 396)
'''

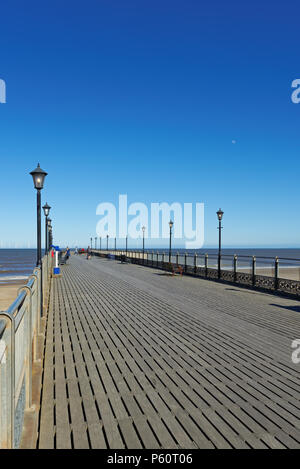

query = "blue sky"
(0, 0), (299, 248)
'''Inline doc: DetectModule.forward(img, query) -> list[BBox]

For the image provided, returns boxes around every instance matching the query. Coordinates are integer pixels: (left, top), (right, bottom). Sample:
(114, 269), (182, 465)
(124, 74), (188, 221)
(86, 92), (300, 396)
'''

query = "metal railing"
(91, 249), (300, 297)
(0, 253), (52, 449)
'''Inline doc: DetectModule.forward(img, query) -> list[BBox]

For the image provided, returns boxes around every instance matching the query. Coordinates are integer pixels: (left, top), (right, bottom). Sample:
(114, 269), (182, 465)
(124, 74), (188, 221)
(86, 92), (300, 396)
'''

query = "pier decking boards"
(37, 255), (300, 449)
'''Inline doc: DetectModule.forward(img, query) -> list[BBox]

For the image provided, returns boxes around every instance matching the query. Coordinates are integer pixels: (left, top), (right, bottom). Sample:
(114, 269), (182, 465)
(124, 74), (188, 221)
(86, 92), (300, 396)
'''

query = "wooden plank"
(118, 418), (143, 449)
(132, 415), (160, 449)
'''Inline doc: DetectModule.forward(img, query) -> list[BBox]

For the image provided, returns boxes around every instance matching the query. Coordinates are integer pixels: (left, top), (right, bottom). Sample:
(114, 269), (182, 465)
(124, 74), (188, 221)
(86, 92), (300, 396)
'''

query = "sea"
(0, 249), (37, 285)
(1, 248), (300, 285)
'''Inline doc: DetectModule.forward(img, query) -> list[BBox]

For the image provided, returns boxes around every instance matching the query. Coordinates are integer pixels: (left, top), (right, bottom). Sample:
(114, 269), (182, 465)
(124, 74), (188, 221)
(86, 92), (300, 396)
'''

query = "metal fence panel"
(0, 253), (51, 448)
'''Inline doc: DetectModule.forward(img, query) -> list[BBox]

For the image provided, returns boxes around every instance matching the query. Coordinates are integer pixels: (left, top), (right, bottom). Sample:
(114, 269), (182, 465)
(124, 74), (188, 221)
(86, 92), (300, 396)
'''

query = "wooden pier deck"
(37, 255), (300, 449)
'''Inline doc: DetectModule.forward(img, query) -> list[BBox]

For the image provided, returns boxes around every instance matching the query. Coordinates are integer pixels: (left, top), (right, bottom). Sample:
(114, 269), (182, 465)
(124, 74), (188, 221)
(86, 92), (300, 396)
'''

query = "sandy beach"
(0, 281), (26, 310)
(234, 267), (300, 281)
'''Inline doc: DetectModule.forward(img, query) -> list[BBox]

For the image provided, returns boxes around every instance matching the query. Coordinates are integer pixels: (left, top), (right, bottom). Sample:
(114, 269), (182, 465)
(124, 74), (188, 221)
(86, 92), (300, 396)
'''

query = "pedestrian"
(66, 246), (71, 262)
(86, 246), (91, 260)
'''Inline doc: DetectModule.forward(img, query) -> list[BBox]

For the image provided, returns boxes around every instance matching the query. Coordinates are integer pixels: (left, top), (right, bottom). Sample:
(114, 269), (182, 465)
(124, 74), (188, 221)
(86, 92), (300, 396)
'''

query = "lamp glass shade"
(217, 208), (224, 221)
(43, 202), (51, 217)
(169, 220), (174, 229)
(30, 163), (47, 190)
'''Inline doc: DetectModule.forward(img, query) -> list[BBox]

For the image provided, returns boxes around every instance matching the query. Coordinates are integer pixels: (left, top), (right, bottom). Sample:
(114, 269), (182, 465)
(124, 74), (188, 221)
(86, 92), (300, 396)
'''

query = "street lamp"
(42, 202), (51, 253)
(30, 163), (47, 317)
(47, 218), (52, 251)
(216, 208), (224, 278)
(100, 236), (102, 251)
(48, 227), (52, 250)
(106, 234), (109, 251)
(126, 235), (128, 256)
(95, 237), (97, 250)
(42, 202), (51, 217)
(169, 220), (173, 262)
(142, 226), (146, 263)
(90, 237), (93, 249)
(30, 163), (48, 266)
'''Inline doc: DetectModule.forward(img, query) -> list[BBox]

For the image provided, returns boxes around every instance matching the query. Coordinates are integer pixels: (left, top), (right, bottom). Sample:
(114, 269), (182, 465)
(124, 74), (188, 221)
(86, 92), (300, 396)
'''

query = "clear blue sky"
(0, 0), (299, 248)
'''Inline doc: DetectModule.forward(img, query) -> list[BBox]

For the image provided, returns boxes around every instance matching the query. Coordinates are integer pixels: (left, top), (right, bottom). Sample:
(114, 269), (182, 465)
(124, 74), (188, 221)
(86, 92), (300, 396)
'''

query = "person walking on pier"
(66, 247), (70, 260)
(86, 246), (91, 260)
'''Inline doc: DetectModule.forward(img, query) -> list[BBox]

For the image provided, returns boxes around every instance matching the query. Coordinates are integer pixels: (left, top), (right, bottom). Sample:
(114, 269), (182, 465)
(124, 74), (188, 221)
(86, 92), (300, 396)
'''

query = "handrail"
(6, 290), (27, 317)
(92, 249), (300, 297)
(5, 274), (37, 322)
(0, 252), (52, 449)
(26, 277), (35, 288)
(0, 318), (6, 337)
(93, 248), (300, 262)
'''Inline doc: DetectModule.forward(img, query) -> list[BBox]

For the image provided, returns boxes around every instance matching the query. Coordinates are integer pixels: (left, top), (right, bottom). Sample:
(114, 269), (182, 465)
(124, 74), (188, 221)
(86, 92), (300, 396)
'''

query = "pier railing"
(0, 253), (52, 449)
(91, 250), (300, 297)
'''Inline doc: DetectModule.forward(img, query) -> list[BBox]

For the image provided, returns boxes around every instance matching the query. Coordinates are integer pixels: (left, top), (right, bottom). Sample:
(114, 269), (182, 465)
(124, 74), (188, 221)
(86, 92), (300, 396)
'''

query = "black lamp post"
(169, 220), (173, 262)
(48, 219), (53, 248)
(30, 164), (48, 266)
(47, 217), (52, 252)
(107, 234), (109, 250)
(30, 163), (47, 317)
(95, 237), (97, 250)
(42, 202), (51, 253)
(115, 237), (116, 251)
(142, 226), (146, 263)
(126, 235), (128, 255)
(100, 236), (102, 251)
(216, 208), (224, 279)
(49, 224), (53, 248)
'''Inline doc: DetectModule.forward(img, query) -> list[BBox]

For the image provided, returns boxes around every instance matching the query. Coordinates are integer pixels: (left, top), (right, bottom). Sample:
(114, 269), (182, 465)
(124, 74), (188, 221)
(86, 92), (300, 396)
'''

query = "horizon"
(2, 245), (300, 251)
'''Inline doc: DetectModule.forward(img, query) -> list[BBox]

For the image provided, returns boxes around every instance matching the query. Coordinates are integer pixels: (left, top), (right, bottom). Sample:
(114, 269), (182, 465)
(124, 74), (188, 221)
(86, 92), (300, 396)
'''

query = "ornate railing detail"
(235, 272), (254, 285)
(92, 250), (300, 297)
(220, 270), (236, 282)
(206, 268), (219, 279)
(278, 278), (300, 295)
(255, 274), (276, 289)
